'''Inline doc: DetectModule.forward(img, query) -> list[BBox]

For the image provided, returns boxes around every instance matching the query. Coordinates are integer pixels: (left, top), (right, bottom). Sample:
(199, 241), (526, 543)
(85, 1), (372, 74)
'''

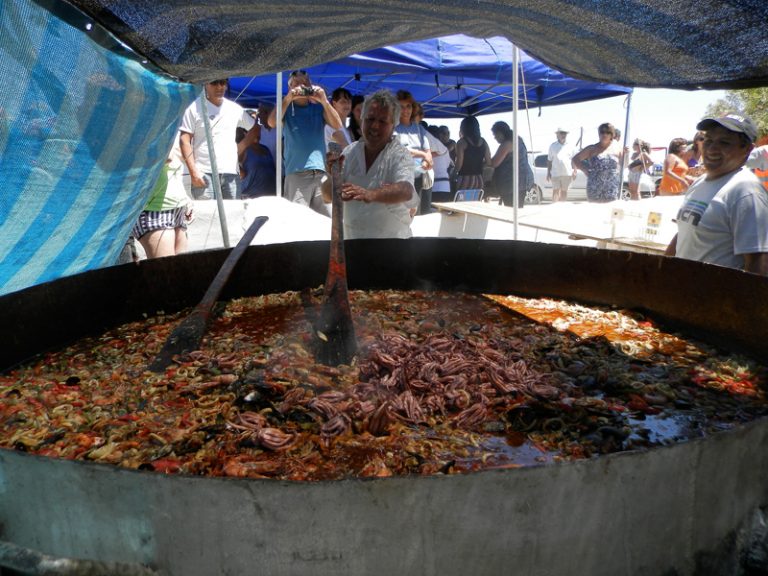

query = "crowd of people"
(125, 74), (537, 257)
(123, 75), (768, 276)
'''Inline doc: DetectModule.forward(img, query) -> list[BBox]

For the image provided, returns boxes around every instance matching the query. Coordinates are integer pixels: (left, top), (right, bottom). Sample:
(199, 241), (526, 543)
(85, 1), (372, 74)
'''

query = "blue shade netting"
(0, 0), (198, 296)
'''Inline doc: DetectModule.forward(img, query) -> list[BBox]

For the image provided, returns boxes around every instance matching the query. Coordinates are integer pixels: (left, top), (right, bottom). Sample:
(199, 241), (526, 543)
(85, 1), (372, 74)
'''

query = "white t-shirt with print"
(179, 96), (255, 174)
(675, 167), (768, 270)
(424, 131), (450, 193)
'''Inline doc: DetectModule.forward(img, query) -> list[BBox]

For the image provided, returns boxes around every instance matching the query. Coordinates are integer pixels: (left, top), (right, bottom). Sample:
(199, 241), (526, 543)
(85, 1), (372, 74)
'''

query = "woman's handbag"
(416, 125), (434, 189)
(422, 167), (434, 189)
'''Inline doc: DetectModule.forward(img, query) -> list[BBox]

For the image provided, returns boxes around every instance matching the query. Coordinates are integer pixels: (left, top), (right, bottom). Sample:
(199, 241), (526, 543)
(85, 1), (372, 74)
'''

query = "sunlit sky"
(435, 88), (728, 158)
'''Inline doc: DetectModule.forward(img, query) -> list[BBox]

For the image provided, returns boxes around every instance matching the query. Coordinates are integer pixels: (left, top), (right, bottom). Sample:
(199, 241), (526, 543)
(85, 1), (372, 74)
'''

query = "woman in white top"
(393, 90), (433, 215)
(426, 124), (452, 203)
(324, 87), (353, 149)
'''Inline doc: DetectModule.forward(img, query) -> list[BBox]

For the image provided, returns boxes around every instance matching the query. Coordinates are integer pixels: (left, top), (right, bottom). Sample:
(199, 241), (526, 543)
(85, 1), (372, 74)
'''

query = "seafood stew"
(2, 289), (765, 481)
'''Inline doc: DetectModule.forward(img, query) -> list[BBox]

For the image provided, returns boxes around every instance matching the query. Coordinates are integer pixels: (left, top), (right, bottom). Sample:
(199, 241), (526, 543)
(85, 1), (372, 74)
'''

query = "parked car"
(526, 153), (660, 204)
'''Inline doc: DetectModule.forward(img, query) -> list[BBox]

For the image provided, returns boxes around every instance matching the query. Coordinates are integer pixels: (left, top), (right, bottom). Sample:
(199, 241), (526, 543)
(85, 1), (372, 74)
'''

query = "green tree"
(705, 88), (768, 138)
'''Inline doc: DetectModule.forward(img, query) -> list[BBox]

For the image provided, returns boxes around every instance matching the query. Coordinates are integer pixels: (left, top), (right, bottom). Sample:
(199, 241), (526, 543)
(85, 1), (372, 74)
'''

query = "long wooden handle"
(197, 215), (269, 310)
(148, 215), (268, 371)
(315, 148), (357, 365)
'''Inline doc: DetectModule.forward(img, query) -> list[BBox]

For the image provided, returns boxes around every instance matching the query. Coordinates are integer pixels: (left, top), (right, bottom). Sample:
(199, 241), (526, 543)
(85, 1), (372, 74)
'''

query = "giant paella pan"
(1, 239), (768, 576)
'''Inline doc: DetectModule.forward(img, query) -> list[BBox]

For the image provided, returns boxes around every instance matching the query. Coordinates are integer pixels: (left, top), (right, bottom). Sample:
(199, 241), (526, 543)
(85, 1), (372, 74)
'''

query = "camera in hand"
(299, 86), (316, 96)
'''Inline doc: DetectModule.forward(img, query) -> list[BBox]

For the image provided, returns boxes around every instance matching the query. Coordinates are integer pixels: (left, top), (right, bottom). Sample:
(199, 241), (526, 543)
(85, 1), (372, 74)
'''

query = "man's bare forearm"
(179, 132), (198, 177)
(322, 101), (343, 130)
(371, 181), (415, 204)
(237, 124), (261, 156)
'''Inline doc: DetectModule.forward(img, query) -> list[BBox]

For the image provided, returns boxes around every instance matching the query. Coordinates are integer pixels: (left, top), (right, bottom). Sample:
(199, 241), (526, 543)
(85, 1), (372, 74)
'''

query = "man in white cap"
(666, 113), (768, 275)
(547, 127), (576, 202)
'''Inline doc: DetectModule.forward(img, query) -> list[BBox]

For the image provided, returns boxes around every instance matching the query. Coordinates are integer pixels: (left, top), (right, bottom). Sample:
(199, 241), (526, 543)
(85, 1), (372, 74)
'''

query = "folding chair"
(454, 189), (484, 202)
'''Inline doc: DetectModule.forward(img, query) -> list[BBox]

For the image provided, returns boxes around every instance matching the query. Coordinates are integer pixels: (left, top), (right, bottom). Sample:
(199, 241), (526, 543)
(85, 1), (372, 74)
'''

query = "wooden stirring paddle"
(148, 215), (269, 372)
(313, 144), (357, 365)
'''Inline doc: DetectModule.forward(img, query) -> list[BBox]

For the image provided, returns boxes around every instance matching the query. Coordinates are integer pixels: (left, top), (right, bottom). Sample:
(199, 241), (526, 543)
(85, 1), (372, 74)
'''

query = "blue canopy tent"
(226, 35), (632, 117)
(225, 35), (632, 232)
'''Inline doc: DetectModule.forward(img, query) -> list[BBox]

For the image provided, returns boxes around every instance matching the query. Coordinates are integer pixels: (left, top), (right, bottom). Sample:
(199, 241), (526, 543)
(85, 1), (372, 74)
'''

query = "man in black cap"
(666, 113), (768, 275)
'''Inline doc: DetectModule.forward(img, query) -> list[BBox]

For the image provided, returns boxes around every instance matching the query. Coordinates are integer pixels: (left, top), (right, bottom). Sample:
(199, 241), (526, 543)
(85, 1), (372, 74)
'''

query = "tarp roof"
(63, 0), (768, 89)
(227, 35), (632, 117)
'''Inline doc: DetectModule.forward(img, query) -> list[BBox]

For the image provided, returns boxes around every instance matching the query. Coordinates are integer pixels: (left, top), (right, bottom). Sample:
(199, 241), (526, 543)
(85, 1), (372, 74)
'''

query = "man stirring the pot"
(322, 90), (416, 239)
(666, 114), (768, 275)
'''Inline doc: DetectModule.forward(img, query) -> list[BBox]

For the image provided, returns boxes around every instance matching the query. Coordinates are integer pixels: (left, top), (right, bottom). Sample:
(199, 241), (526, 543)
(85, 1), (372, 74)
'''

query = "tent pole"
(621, 92), (633, 200)
(201, 91), (230, 248)
(512, 44), (519, 240)
(230, 76), (256, 103)
(518, 63), (534, 154)
(276, 72), (283, 198)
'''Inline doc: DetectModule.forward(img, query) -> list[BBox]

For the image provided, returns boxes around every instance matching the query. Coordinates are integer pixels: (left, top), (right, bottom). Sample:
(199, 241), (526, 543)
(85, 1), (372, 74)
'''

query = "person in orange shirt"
(658, 137), (696, 195)
(748, 136), (768, 192)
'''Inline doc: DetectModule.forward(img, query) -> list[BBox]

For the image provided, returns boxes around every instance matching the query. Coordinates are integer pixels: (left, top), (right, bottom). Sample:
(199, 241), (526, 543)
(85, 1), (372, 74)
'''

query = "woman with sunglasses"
(571, 123), (623, 202)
